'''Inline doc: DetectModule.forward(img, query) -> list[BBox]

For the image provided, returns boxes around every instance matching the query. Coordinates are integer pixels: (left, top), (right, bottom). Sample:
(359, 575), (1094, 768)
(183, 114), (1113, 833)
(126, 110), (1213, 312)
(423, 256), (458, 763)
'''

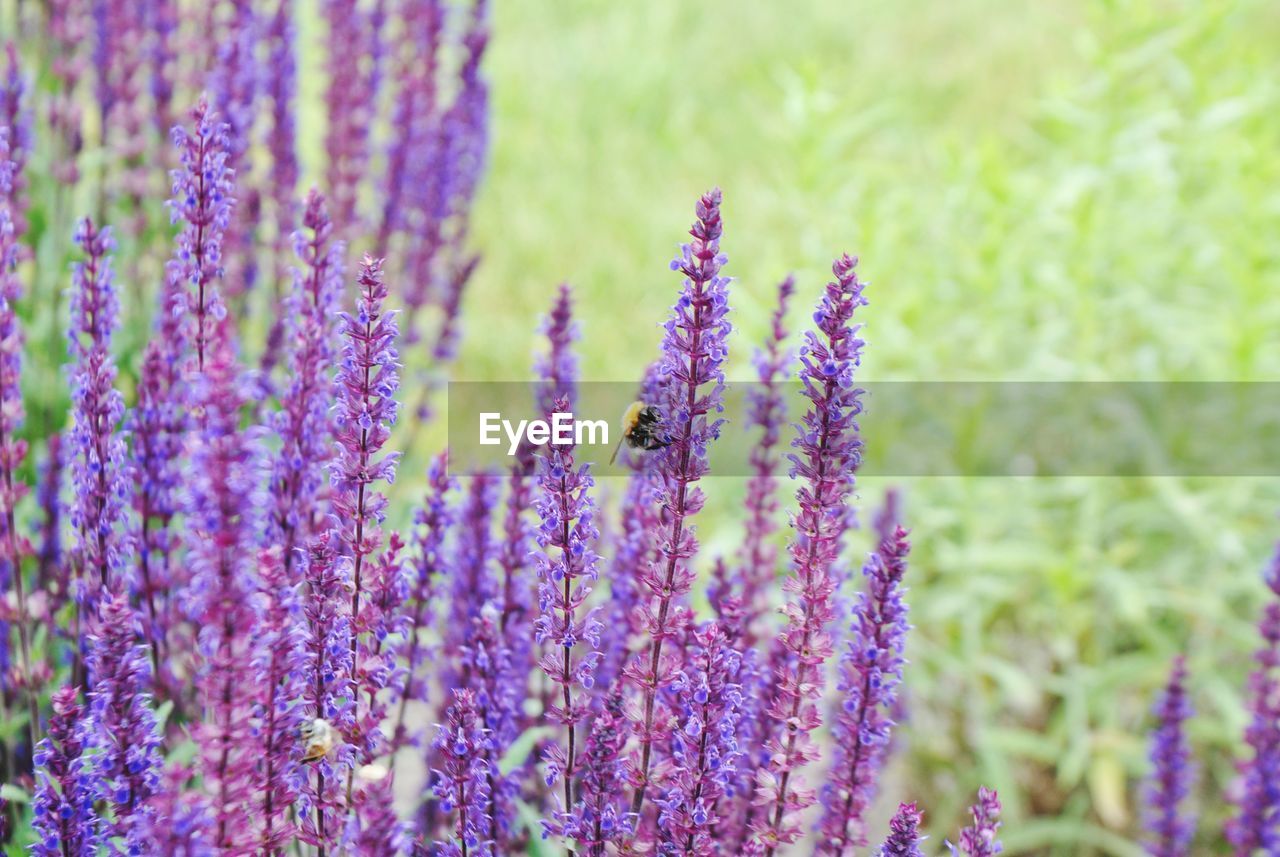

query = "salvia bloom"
(951, 788), (1003, 857)
(345, 771), (408, 856)
(1144, 655), (1196, 857)
(269, 189), (344, 571)
(86, 593), (163, 843)
(1228, 548), (1280, 855)
(432, 688), (495, 857)
(265, 0), (299, 285)
(654, 622), (745, 857)
(140, 766), (216, 856)
(31, 686), (101, 856)
(627, 187), (732, 812)
(818, 507), (913, 854)
(876, 803), (925, 857)
(168, 97), (235, 373)
(67, 217), (131, 607)
(185, 348), (264, 853)
(351, 534), (408, 765)
(1, 44), (30, 242)
(47, 0), (88, 185)
(443, 475), (500, 691)
(555, 688), (635, 856)
(322, 0), (385, 232)
(535, 282), (578, 416)
(252, 549), (308, 853)
(749, 253), (867, 855)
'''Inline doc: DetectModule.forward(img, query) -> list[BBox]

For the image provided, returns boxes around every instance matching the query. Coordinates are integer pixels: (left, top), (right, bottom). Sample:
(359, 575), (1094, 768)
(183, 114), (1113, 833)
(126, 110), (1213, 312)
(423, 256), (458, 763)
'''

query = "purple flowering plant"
(0, 3), (1275, 856)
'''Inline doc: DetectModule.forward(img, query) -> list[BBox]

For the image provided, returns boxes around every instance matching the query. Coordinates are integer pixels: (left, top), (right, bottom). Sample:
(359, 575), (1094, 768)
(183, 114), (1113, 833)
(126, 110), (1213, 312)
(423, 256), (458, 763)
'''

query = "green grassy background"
(451, 1), (1280, 852)
(5, 0), (1280, 852)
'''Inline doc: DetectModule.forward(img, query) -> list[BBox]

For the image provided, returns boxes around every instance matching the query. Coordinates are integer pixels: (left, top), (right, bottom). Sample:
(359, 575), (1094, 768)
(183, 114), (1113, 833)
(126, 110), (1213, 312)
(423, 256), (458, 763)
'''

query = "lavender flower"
(1145, 656), (1196, 857)
(139, 766), (216, 856)
(432, 688), (494, 857)
(951, 788), (1003, 857)
(1228, 548), (1280, 855)
(252, 548), (308, 853)
(444, 476), (500, 691)
(299, 532), (357, 854)
(726, 275), (793, 642)
(186, 348), (264, 853)
(654, 623), (744, 857)
(876, 803), (925, 857)
(31, 686), (101, 856)
(167, 97), (235, 373)
(818, 509), (912, 854)
(557, 689), (635, 856)
(390, 453), (454, 753)
(346, 771), (409, 855)
(86, 593), (162, 843)
(751, 254), (866, 855)
(323, 0), (385, 232)
(67, 217), (131, 609)
(626, 188), (732, 815)
(351, 534), (408, 765)
(534, 391), (603, 834)
(535, 283), (579, 416)
(332, 254), (400, 630)
(269, 189), (343, 572)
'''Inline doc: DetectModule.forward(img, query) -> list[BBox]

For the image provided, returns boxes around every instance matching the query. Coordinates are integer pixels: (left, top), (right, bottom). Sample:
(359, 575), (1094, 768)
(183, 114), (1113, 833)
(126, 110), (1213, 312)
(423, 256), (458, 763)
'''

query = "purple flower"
(351, 533), (408, 765)
(138, 765), (216, 855)
(252, 549), (308, 853)
(951, 787), (1003, 857)
(323, 0), (386, 233)
(299, 532), (357, 853)
(626, 188), (732, 814)
(535, 282), (579, 417)
(185, 348), (265, 853)
(654, 623), (745, 857)
(443, 475), (500, 691)
(1, 44), (30, 243)
(876, 803), (925, 857)
(269, 189), (344, 574)
(345, 771), (409, 855)
(556, 689), (635, 856)
(146, 0), (178, 136)
(34, 431), (66, 605)
(817, 507), (912, 854)
(1145, 655), (1196, 857)
(432, 688), (494, 857)
(31, 686), (102, 856)
(751, 254), (866, 855)
(167, 97), (235, 374)
(264, 0), (299, 288)
(86, 593), (162, 843)
(1228, 548), (1280, 854)
(534, 392), (603, 833)
(390, 453), (455, 753)
(67, 217), (131, 610)
(721, 274), (794, 643)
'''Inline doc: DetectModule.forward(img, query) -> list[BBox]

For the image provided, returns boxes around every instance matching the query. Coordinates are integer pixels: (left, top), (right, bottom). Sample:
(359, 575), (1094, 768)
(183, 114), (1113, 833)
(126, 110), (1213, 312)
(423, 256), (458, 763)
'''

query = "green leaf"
(0, 783), (30, 804)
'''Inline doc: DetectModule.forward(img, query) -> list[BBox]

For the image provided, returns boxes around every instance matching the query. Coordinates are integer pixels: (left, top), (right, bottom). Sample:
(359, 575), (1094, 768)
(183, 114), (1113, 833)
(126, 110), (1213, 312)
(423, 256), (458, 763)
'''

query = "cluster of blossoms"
(0, 2), (1277, 856)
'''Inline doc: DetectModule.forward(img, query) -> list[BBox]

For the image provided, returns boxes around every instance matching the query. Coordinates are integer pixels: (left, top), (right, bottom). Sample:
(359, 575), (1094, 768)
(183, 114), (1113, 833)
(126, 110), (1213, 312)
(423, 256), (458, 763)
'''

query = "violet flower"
(728, 274), (794, 642)
(351, 533), (408, 766)
(750, 254), (867, 855)
(817, 510), (912, 854)
(252, 548), (308, 853)
(86, 593), (162, 843)
(298, 532), (357, 854)
(1228, 548), (1280, 854)
(557, 689), (635, 856)
(332, 254), (400, 636)
(1144, 655), (1196, 857)
(534, 392), (603, 828)
(390, 452), (454, 754)
(346, 771), (409, 856)
(876, 803), (925, 857)
(185, 347), (265, 853)
(443, 476), (499, 691)
(146, 0), (177, 136)
(167, 96), (235, 374)
(47, 0), (87, 185)
(34, 432), (66, 604)
(31, 686), (101, 856)
(269, 189), (344, 574)
(535, 283), (579, 416)
(139, 765), (216, 856)
(653, 623), (744, 857)
(1, 45), (30, 243)
(67, 217), (131, 609)
(322, 0), (385, 233)
(951, 788), (1003, 857)
(265, 0), (298, 241)
(93, 0), (149, 212)
(626, 188), (732, 815)
(432, 688), (495, 857)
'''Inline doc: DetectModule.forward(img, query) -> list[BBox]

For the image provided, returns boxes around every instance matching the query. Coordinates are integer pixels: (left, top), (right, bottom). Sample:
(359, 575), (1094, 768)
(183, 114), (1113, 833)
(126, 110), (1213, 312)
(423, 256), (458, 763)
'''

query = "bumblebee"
(609, 401), (670, 465)
(300, 718), (336, 764)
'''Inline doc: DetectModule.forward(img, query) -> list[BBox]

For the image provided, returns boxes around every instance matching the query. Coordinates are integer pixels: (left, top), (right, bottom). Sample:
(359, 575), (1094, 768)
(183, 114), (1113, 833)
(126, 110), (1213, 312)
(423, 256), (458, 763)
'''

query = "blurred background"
(445, 1), (1280, 853)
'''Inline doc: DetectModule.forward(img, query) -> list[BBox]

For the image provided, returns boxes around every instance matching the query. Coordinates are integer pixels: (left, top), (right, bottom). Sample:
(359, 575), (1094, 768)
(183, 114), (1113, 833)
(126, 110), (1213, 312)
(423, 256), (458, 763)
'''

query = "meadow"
(0, 0), (1278, 854)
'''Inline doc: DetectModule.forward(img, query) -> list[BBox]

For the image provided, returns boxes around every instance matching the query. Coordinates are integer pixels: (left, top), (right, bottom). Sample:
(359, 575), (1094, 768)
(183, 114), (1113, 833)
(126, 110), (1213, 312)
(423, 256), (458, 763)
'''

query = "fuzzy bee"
(300, 718), (336, 764)
(609, 401), (670, 465)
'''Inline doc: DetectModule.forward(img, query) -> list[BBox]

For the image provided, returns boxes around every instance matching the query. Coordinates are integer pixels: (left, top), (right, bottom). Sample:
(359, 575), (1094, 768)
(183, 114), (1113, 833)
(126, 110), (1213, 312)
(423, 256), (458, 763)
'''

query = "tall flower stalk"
(432, 688), (494, 857)
(322, 0), (385, 233)
(1145, 655), (1196, 857)
(31, 686), (101, 856)
(877, 803), (925, 857)
(626, 188), (732, 816)
(951, 787), (1003, 857)
(818, 504), (912, 854)
(751, 254), (866, 855)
